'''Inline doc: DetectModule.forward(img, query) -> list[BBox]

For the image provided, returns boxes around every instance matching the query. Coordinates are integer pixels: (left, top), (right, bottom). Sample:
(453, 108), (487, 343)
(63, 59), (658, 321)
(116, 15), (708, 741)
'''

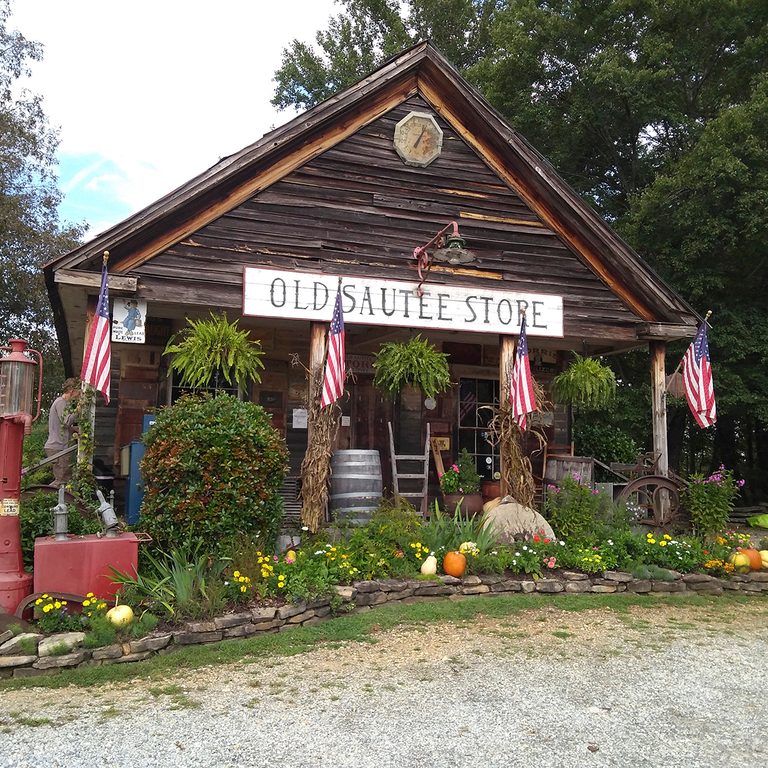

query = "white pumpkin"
(106, 604), (135, 627)
(420, 554), (437, 576)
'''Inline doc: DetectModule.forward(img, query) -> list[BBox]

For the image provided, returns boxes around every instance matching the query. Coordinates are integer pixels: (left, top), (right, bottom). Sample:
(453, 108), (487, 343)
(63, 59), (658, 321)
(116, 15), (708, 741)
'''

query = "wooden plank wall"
(138, 96), (641, 344)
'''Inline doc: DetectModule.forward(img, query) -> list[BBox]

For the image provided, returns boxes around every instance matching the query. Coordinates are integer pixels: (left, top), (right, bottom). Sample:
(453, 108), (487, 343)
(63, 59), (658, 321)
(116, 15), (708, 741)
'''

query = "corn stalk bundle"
(484, 380), (550, 509)
(296, 362), (339, 532)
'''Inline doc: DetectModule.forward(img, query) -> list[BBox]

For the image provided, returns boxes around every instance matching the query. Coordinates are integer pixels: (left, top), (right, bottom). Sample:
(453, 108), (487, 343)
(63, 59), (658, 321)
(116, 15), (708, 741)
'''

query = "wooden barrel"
(329, 450), (383, 524)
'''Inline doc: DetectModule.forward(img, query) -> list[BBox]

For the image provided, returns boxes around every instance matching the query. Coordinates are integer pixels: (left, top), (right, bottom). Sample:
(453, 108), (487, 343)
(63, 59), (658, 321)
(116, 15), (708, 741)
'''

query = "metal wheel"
(14, 592), (115, 620)
(617, 475), (687, 533)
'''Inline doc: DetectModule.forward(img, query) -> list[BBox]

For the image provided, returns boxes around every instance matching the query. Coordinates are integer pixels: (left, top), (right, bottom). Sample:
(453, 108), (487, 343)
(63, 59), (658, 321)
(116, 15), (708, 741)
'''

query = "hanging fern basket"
(552, 354), (616, 409)
(372, 335), (451, 399)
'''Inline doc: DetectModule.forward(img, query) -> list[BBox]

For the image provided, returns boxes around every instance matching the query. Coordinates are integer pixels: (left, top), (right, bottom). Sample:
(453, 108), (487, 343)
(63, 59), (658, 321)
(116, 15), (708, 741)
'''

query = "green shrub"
(111, 541), (229, 620)
(683, 465), (744, 537)
(19, 492), (101, 567)
(543, 475), (615, 542)
(140, 393), (289, 554)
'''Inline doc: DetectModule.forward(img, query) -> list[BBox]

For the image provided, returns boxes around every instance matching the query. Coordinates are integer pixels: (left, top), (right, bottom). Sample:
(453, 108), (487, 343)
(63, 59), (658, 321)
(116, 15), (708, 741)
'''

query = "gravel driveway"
(1, 598), (766, 768)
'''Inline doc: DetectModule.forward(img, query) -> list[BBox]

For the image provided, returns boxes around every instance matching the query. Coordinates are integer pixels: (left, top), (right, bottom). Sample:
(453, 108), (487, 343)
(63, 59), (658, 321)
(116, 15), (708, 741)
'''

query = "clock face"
(393, 111), (443, 167)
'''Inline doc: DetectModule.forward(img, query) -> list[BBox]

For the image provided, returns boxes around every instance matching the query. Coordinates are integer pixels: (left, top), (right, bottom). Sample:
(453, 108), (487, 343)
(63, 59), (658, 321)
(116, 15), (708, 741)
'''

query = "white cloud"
(10, 0), (338, 229)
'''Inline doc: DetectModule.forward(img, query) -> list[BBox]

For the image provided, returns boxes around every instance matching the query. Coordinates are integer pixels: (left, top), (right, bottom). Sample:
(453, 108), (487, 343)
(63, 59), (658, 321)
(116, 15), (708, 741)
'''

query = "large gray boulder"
(483, 498), (556, 542)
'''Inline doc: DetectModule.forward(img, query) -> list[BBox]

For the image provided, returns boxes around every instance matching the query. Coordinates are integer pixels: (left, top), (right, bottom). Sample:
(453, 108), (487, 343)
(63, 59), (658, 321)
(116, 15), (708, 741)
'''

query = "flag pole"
(77, 250), (110, 472)
(669, 309), (712, 380)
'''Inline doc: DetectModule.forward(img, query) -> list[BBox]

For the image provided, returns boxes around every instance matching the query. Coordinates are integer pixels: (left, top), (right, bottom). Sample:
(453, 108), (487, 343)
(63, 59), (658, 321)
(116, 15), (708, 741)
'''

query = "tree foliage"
(0, 0), (83, 405)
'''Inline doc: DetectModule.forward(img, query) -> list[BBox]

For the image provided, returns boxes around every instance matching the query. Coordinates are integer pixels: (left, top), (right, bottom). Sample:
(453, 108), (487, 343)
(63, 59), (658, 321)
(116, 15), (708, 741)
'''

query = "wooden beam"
(112, 79), (418, 274)
(55, 269), (137, 292)
(308, 322), (327, 446)
(418, 77), (657, 322)
(499, 334), (516, 497)
(637, 322), (697, 341)
(650, 341), (669, 478)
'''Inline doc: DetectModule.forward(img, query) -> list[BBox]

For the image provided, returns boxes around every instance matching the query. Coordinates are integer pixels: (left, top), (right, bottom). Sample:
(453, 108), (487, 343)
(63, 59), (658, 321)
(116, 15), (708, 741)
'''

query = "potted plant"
(439, 448), (483, 516)
(372, 335), (450, 399)
(552, 353), (616, 409)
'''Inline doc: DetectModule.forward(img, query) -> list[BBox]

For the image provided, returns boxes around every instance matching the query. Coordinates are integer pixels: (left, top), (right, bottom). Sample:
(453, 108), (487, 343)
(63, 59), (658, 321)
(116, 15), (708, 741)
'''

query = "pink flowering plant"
(684, 465), (745, 537)
(439, 463), (461, 494)
(439, 449), (481, 495)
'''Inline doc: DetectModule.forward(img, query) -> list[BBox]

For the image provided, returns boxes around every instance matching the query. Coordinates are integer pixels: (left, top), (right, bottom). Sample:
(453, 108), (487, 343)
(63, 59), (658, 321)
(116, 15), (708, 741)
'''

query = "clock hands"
(413, 126), (427, 149)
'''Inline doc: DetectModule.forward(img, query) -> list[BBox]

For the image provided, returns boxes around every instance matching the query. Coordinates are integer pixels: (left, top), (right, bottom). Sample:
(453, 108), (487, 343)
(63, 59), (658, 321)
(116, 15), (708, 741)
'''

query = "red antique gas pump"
(0, 339), (42, 613)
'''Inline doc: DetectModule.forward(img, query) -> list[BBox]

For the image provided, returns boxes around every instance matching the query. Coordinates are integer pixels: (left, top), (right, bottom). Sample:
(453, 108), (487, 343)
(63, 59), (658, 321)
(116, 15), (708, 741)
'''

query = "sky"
(10, 1), (338, 237)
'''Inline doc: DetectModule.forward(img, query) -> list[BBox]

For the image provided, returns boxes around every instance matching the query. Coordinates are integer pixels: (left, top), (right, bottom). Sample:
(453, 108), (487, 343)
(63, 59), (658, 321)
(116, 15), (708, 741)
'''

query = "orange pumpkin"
(738, 548), (762, 571)
(443, 550), (467, 578)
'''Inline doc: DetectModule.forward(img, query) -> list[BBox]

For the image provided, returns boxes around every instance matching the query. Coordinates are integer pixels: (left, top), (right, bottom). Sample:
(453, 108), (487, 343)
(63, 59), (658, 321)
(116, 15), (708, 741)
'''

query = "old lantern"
(0, 339), (42, 613)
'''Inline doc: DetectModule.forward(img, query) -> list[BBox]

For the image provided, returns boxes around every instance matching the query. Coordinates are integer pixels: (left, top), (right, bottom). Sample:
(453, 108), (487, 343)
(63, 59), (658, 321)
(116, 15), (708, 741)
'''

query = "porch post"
(499, 335), (515, 497)
(650, 341), (669, 478)
(308, 322), (327, 443)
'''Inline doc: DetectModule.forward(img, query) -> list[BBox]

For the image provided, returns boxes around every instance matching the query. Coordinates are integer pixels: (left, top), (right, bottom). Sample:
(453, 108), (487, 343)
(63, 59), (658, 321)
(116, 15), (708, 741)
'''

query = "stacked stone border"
(2, 569), (766, 679)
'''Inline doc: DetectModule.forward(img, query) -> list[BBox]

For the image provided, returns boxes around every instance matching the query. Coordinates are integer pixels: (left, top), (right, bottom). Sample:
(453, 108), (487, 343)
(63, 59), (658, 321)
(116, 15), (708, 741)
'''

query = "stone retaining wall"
(2, 569), (766, 679)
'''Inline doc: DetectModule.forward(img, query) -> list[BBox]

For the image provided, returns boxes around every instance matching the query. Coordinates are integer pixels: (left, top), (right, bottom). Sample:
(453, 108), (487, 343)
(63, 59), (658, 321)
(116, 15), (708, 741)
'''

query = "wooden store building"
(44, 42), (698, 519)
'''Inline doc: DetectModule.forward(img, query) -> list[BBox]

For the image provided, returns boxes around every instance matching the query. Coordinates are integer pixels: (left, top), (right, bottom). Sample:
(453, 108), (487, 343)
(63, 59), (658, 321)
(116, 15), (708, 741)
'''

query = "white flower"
(301, 526), (309, 531)
(314, 550), (324, 556)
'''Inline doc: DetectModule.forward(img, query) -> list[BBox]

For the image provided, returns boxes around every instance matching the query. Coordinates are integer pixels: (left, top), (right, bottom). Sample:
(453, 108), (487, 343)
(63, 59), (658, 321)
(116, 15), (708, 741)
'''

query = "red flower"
(532, 534), (541, 544)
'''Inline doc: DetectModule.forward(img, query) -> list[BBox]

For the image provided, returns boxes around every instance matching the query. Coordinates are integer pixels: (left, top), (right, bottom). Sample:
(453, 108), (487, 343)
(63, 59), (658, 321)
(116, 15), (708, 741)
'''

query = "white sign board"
(111, 299), (147, 343)
(243, 267), (562, 337)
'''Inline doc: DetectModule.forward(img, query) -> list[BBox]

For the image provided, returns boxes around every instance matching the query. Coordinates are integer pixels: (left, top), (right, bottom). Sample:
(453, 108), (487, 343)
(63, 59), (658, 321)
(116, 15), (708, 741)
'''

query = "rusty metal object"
(14, 591), (115, 620)
(617, 475), (688, 533)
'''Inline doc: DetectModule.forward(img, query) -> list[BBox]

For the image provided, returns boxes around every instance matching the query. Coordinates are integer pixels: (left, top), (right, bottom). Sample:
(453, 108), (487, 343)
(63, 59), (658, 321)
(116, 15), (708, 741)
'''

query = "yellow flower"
(42, 594), (49, 599)
(648, 538), (656, 545)
(43, 604), (52, 613)
(35, 598), (42, 606)
(240, 585), (247, 593)
(663, 534), (672, 540)
(86, 592), (94, 598)
(233, 570), (240, 578)
(659, 541), (667, 547)
(54, 601), (61, 609)
(83, 599), (90, 607)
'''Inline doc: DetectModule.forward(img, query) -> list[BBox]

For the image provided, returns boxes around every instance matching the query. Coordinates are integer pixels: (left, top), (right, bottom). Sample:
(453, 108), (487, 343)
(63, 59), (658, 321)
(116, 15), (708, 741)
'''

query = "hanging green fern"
(164, 313), (264, 391)
(552, 354), (616, 409)
(372, 335), (451, 399)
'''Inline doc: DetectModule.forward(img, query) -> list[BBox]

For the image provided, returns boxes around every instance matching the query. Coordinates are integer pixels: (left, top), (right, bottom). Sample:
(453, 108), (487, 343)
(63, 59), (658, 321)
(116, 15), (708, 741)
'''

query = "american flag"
(682, 321), (716, 428)
(509, 314), (536, 430)
(320, 285), (345, 408)
(80, 260), (111, 404)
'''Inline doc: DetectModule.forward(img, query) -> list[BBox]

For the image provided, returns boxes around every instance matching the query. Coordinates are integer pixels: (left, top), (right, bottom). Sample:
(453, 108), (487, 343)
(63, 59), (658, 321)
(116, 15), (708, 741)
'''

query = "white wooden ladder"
(388, 422), (431, 516)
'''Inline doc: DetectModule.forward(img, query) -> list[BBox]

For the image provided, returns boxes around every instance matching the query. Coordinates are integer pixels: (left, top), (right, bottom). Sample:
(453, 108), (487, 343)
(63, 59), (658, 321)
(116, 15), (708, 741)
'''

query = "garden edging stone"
(5, 570), (767, 677)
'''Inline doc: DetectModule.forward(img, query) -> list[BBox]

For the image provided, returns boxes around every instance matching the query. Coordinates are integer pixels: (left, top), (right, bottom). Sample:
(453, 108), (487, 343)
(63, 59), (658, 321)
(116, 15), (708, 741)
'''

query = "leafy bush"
(140, 393), (288, 554)
(543, 475), (615, 542)
(19, 492), (101, 567)
(111, 541), (229, 620)
(683, 465), (744, 537)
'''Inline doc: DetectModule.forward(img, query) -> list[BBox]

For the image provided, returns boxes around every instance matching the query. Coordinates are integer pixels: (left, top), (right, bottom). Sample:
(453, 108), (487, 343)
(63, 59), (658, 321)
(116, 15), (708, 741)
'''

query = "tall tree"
(622, 75), (768, 496)
(0, 0), (82, 405)
(272, 0), (501, 111)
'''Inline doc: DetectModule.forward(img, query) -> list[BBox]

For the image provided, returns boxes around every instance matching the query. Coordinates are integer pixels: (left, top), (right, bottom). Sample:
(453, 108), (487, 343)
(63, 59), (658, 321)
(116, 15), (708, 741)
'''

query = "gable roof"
(45, 41), (697, 330)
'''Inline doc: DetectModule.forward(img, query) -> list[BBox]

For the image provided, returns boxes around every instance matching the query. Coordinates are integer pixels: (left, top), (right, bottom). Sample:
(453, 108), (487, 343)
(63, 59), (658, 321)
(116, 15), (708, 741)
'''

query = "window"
(457, 377), (499, 480)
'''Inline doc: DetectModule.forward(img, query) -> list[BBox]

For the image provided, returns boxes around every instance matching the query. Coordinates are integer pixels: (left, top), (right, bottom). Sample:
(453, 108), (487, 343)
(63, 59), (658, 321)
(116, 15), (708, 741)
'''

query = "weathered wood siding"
(136, 96), (640, 343)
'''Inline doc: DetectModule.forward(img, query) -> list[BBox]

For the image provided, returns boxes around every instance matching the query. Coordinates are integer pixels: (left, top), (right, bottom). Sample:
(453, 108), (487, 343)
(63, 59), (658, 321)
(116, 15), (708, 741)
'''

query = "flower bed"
(1, 568), (766, 679)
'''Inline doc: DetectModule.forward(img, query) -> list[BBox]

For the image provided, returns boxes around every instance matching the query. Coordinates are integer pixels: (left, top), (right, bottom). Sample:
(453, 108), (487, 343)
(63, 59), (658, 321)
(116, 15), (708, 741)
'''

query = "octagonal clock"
(393, 111), (443, 167)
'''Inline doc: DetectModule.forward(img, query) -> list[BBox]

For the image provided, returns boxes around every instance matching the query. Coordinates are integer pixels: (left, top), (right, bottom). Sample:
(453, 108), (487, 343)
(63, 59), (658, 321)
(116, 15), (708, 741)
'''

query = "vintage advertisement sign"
(243, 267), (563, 337)
(111, 299), (147, 343)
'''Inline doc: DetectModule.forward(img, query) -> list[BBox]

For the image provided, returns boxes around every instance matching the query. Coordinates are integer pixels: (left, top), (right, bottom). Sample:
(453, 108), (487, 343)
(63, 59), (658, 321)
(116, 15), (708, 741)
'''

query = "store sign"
(112, 298), (147, 344)
(243, 267), (563, 337)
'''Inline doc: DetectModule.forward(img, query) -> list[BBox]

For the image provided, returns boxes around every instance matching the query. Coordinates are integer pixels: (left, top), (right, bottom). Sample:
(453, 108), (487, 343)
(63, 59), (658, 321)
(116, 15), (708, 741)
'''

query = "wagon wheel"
(617, 475), (687, 534)
(14, 592), (115, 620)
